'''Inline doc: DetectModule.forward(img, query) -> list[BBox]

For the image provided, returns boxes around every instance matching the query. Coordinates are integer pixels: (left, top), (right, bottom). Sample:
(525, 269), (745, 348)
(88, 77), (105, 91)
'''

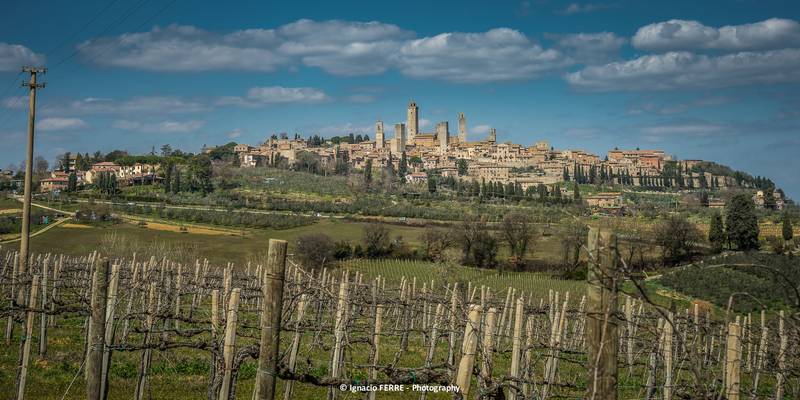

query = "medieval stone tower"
(406, 101), (418, 144)
(458, 112), (467, 142)
(393, 123), (406, 153)
(436, 121), (449, 150)
(375, 121), (384, 149)
(488, 127), (497, 143)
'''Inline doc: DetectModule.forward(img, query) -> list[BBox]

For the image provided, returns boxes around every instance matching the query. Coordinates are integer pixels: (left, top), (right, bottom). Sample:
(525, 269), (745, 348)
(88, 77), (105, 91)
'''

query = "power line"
(49, 0), (154, 71)
(44, 0), (123, 60)
(68, 0), (179, 72)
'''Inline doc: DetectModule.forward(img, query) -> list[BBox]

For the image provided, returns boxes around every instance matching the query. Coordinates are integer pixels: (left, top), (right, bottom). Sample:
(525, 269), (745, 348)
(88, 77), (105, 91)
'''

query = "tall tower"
(488, 127), (497, 143)
(436, 121), (449, 151)
(458, 112), (466, 142)
(375, 121), (384, 149)
(392, 123), (406, 153)
(406, 100), (418, 144)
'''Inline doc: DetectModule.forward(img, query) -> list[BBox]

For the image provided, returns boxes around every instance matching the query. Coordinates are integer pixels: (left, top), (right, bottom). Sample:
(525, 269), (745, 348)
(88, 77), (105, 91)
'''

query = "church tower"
(488, 127), (496, 143)
(375, 121), (384, 149)
(458, 112), (467, 142)
(406, 101), (418, 144)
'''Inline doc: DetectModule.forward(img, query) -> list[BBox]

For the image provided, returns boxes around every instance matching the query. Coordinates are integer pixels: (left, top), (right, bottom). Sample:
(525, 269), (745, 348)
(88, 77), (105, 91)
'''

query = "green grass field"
(20, 219), (426, 266)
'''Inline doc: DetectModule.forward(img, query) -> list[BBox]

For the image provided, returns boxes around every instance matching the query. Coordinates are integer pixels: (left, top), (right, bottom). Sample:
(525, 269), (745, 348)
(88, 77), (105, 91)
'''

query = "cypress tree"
(783, 213), (794, 242)
(725, 194), (759, 250)
(709, 211), (725, 253)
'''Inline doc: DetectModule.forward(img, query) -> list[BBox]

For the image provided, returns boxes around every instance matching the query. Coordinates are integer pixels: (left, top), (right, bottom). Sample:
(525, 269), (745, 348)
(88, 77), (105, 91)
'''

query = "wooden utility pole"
(254, 239), (288, 400)
(586, 228), (619, 400)
(18, 66), (45, 277)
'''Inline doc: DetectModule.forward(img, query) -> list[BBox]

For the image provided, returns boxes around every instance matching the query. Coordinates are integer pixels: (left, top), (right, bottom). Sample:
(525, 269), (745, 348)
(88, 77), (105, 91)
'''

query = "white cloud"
(276, 19), (413, 75)
(0, 43), (44, 71)
(38, 118), (86, 131)
(78, 25), (289, 72)
(217, 86), (329, 107)
(316, 122), (373, 136)
(566, 49), (800, 91)
(226, 129), (242, 139)
(418, 118), (431, 129)
(78, 20), (410, 75)
(77, 20), (581, 83)
(113, 119), (205, 133)
(549, 32), (626, 63)
(633, 18), (800, 52)
(470, 124), (491, 135)
(398, 28), (567, 82)
(641, 123), (727, 136)
(60, 96), (210, 114)
(1, 96), (27, 109)
(561, 3), (616, 15)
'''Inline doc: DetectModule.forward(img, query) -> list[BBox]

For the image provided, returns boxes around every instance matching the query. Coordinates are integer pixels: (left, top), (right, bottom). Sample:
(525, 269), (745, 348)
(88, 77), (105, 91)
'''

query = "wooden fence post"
(508, 296), (524, 400)
(38, 259), (47, 358)
(255, 239), (287, 400)
(724, 322), (741, 400)
(87, 257), (109, 400)
(480, 307), (497, 387)
(455, 304), (481, 398)
(15, 274), (39, 400)
(586, 228), (619, 400)
(775, 311), (787, 400)
(218, 288), (241, 400)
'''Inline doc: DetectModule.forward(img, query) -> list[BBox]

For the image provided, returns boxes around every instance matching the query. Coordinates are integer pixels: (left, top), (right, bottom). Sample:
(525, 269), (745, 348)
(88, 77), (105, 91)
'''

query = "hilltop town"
(227, 101), (787, 208)
(0, 100), (789, 213)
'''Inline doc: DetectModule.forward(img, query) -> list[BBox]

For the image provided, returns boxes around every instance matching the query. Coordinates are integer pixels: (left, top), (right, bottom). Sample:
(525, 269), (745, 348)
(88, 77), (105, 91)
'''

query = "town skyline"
(1, 0), (799, 198)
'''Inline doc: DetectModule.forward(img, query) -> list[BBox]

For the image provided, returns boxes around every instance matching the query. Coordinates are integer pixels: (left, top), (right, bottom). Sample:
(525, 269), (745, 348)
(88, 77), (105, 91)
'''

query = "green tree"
(188, 155), (213, 194)
(172, 168), (181, 194)
(782, 213), (793, 242)
(573, 183), (581, 201)
(708, 211), (725, 253)
(67, 172), (77, 192)
(457, 159), (468, 176)
(725, 194), (759, 250)
(427, 174), (436, 193)
(363, 159), (373, 185)
(763, 189), (776, 210)
(398, 152), (408, 181)
(654, 214), (701, 265)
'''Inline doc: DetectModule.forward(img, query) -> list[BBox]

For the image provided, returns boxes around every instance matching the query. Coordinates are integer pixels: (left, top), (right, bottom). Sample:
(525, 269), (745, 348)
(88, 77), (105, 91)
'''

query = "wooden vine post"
(15, 274), (39, 400)
(87, 258), (110, 400)
(586, 228), (619, 400)
(255, 239), (288, 400)
(724, 321), (741, 400)
(218, 288), (241, 400)
(455, 304), (481, 398)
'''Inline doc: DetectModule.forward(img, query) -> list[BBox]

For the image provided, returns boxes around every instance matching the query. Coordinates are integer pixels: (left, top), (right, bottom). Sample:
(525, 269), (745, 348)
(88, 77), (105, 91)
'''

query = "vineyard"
(1, 229), (798, 400)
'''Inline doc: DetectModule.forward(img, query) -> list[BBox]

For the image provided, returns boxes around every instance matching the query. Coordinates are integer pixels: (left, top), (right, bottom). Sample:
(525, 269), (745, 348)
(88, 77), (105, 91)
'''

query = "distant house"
(40, 177), (69, 192)
(585, 192), (623, 209)
(405, 172), (428, 184)
(85, 162), (121, 184)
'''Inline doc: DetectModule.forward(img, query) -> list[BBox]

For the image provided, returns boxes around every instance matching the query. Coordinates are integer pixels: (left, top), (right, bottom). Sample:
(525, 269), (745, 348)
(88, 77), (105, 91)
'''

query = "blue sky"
(1, 0), (799, 198)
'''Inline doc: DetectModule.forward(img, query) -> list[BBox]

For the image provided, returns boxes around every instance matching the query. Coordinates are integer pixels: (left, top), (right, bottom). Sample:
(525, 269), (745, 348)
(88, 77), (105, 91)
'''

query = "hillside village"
(0, 100), (789, 211)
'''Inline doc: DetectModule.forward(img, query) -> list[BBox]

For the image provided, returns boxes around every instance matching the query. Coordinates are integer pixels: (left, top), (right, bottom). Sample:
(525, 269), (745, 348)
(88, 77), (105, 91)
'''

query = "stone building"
(375, 121), (385, 149)
(392, 123), (406, 154)
(458, 112), (467, 142)
(407, 101), (418, 144)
